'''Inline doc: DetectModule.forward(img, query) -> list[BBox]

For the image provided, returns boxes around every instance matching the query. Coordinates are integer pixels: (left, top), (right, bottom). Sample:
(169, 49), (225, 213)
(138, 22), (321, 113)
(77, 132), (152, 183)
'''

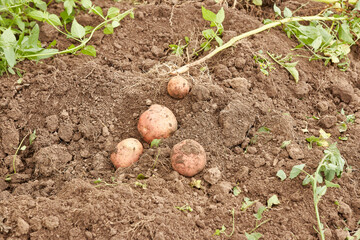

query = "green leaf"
(254, 206), (267, 220)
(273, 4), (281, 17)
(319, 129), (330, 139)
(245, 232), (263, 240)
(338, 136), (348, 141)
(215, 35), (223, 46)
(267, 195), (280, 208)
(233, 186), (241, 196)
(315, 186), (327, 197)
(48, 40), (57, 49)
(290, 164), (305, 179)
(2, 28), (16, 45)
(136, 173), (147, 180)
(107, 7), (120, 18)
(64, 0), (75, 15)
(71, 18), (86, 39)
(280, 140), (291, 149)
(339, 122), (347, 133)
(29, 130), (37, 145)
(81, 45), (96, 57)
(150, 139), (162, 148)
(311, 36), (322, 51)
(34, 0), (47, 11)
(27, 10), (45, 21)
(103, 24), (113, 34)
(202, 29), (215, 39)
(3, 47), (16, 68)
(20, 145), (27, 151)
(92, 6), (104, 17)
(47, 14), (62, 26)
(283, 7), (292, 17)
(81, 0), (92, 8)
(28, 24), (40, 48)
(276, 170), (286, 181)
(325, 180), (340, 188)
(15, 17), (25, 31)
(252, 0), (262, 6)
(202, 6), (217, 22)
(284, 64), (299, 83)
(257, 126), (270, 133)
(339, 23), (354, 44)
(215, 7), (225, 23)
(302, 175), (312, 185)
(112, 20), (120, 28)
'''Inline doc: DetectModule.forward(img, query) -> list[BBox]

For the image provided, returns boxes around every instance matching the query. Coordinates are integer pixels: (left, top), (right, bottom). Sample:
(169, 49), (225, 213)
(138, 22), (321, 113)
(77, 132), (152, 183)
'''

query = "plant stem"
(225, 208), (235, 237)
(312, 153), (330, 240)
(170, 15), (347, 75)
(12, 133), (29, 174)
(248, 219), (271, 233)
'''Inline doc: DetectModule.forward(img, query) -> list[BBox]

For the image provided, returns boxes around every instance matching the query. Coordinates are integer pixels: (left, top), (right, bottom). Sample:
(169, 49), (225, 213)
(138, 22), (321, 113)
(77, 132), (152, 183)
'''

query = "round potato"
(110, 138), (143, 169)
(137, 104), (178, 143)
(171, 139), (206, 177)
(167, 76), (190, 99)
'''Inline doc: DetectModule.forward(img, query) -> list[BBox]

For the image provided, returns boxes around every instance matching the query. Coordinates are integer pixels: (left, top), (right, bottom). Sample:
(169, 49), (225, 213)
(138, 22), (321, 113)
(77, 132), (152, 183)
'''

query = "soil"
(1, 0), (360, 239)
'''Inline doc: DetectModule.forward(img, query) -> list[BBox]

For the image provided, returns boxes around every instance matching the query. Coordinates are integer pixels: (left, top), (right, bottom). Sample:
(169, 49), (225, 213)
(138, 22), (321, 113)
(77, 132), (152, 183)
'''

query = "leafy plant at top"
(268, 3), (360, 71)
(195, 6), (225, 55)
(253, 50), (275, 76)
(0, 0), (134, 75)
(289, 143), (345, 240)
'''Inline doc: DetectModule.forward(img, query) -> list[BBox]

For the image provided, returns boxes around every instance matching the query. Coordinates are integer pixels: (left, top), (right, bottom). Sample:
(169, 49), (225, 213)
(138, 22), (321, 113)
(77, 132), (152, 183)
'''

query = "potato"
(171, 139), (206, 177)
(167, 76), (190, 99)
(110, 138), (143, 168)
(137, 104), (178, 143)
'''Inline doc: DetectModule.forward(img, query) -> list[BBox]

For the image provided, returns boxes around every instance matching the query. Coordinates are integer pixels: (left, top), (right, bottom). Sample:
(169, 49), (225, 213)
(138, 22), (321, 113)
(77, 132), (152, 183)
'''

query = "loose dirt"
(1, 0), (359, 239)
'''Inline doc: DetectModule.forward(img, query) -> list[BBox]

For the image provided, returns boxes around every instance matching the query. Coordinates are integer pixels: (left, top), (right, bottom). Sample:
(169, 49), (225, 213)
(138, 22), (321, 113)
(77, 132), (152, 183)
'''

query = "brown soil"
(1, 1), (360, 239)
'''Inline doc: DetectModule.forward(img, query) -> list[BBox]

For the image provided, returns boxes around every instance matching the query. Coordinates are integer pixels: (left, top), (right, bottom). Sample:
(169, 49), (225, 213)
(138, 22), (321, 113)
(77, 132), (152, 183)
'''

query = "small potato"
(167, 76), (190, 99)
(137, 104), (178, 143)
(110, 138), (143, 168)
(171, 139), (206, 177)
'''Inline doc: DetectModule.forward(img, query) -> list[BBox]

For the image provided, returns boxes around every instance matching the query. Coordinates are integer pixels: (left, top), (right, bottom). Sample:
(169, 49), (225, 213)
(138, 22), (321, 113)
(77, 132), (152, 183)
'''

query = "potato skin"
(167, 76), (190, 99)
(110, 138), (143, 168)
(171, 139), (206, 177)
(137, 104), (178, 143)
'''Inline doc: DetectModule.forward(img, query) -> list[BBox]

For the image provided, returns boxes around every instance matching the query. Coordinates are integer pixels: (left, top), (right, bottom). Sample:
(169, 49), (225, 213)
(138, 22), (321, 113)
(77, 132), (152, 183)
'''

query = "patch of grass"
(0, 0), (134, 75)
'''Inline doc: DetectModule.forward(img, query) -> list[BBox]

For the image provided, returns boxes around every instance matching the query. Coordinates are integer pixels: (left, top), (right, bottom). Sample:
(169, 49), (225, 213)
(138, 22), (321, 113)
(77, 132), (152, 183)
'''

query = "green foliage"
(175, 204), (193, 212)
(150, 139), (161, 168)
(196, 6), (224, 55)
(0, 0), (134, 75)
(280, 140), (291, 149)
(267, 52), (299, 82)
(269, 3), (360, 71)
(93, 176), (118, 187)
(169, 36), (189, 57)
(232, 186), (241, 196)
(289, 143), (345, 240)
(276, 170), (286, 181)
(267, 195), (280, 208)
(213, 208), (235, 237)
(189, 179), (202, 189)
(253, 51), (275, 76)
(245, 232), (262, 240)
(306, 129), (331, 149)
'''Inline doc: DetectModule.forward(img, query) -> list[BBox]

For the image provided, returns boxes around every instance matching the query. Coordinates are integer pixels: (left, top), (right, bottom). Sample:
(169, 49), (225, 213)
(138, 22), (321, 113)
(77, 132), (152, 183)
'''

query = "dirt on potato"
(1, 0), (360, 239)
